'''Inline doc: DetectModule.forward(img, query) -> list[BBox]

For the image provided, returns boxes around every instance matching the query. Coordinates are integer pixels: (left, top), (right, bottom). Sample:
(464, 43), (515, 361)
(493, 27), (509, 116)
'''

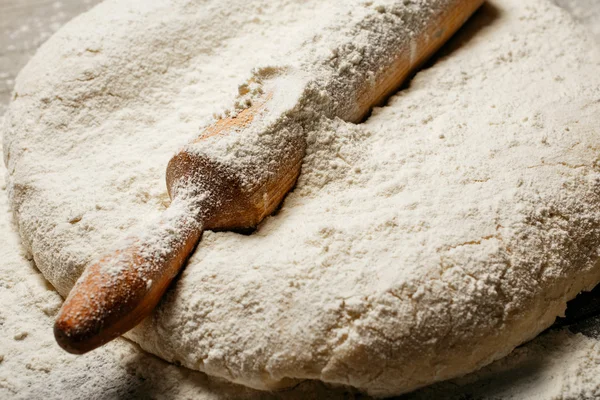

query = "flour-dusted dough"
(3, 0), (600, 396)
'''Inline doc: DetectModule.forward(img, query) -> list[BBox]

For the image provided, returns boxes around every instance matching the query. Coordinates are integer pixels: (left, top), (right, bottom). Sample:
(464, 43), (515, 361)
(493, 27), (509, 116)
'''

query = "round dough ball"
(3, 0), (600, 396)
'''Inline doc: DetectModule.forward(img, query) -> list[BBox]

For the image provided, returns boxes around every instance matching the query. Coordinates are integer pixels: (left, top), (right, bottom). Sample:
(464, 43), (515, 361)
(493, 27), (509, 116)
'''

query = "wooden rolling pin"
(54, 0), (483, 354)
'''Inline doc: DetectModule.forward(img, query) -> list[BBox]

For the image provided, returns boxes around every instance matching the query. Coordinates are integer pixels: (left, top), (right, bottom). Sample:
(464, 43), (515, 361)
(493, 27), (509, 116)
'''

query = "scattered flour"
(406, 329), (600, 400)
(554, 0), (600, 44)
(3, 162), (600, 400)
(0, 0), (100, 115)
(3, 0), (600, 398)
(0, 175), (350, 400)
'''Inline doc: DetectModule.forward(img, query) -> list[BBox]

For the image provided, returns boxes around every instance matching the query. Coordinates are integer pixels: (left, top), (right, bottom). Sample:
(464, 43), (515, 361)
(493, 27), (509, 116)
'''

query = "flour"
(0, 161), (349, 400)
(0, 0), (99, 116)
(554, 0), (600, 44)
(407, 329), (600, 400)
(3, 116), (600, 400)
(3, 0), (600, 398)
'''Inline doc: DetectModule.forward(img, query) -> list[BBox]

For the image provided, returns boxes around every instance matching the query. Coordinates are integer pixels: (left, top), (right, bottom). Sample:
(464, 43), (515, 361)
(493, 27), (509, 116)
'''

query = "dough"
(3, 0), (600, 396)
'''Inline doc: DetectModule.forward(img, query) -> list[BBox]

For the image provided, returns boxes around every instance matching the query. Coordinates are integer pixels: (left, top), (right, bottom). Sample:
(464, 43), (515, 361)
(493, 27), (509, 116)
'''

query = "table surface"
(0, 0), (99, 115)
(2, 1), (600, 399)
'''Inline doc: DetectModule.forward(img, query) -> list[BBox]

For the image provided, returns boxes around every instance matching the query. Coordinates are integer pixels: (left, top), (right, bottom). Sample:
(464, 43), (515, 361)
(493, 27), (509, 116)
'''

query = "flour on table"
(554, 0), (600, 44)
(3, 117), (600, 400)
(3, 0), (600, 397)
(407, 329), (600, 400)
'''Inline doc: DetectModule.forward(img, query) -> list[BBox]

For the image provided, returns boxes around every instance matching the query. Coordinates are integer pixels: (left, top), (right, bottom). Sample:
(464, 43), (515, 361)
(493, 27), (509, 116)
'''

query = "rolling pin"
(54, 0), (483, 354)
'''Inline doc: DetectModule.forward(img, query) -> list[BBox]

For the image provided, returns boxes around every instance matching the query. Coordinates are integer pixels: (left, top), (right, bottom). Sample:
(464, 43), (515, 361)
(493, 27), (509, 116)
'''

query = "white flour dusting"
(3, 120), (600, 400)
(0, 169), (350, 400)
(407, 329), (600, 400)
(0, 0), (100, 116)
(554, 0), (600, 44)
(3, 0), (600, 398)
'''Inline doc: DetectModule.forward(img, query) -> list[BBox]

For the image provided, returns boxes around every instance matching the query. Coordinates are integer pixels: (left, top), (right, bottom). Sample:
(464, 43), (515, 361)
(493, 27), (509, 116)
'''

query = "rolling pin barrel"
(166, 82), (308, 230)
